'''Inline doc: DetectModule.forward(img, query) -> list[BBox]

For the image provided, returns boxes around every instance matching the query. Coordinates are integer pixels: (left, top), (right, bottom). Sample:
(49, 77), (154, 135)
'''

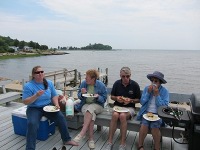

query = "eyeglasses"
(151, 78), (159, 83)
(34, 71), (44, 74)
(122, 75), (130, 78)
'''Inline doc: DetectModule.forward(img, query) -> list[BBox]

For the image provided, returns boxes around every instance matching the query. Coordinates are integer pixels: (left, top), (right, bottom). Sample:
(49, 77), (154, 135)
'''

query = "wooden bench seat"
(75, 88), (191, 139)
(0, 85), (21, 105)
(77, 108), (185, 139)
(0, 92), (21, 105)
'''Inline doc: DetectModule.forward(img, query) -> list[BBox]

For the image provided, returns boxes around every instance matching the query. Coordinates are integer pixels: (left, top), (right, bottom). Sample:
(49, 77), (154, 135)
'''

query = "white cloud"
(0, 0), (199, 49)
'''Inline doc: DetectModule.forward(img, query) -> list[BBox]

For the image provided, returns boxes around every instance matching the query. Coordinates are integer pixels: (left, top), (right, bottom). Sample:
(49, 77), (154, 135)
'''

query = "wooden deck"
(0, 102), (188, 150)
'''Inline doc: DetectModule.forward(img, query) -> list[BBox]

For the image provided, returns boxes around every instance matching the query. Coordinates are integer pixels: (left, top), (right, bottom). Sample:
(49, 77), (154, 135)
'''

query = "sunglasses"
(122, 75), (130, 78)
(34, 71), (44, 74)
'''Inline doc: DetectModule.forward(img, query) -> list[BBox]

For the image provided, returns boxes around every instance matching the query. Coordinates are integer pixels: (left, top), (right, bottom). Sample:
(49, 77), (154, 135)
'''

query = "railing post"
(74, 69), (77, 87)
(78, 72), (81, 85)
(22, 79), (25, 88)
(105, 68), (108, 86)
(2, 85), (6, 94)
(29, 75), (32, 81)
(97, 67), (100, 80)
(54, 73), (56, 86)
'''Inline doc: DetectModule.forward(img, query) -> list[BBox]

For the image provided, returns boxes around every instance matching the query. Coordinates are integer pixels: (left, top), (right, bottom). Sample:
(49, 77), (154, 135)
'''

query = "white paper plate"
(113, 106), (129, 112)
(82, 93), (97, 98)
(143, 114), (160, 121)
(43, 106), (60, 112)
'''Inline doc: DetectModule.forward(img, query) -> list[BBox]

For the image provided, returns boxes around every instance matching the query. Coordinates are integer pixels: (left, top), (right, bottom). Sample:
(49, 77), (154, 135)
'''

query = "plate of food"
(113, 106), (129, 112)
(143, 112), (160, 121)
(82, 93), (98, 98)
(43, 106), (60, 112)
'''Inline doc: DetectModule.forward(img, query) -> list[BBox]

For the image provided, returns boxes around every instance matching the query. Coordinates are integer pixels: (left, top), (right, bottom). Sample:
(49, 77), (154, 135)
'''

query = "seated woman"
(22, 66), (78, 150)
(137, 71), (169, 150)
(73, 69), (107, 149)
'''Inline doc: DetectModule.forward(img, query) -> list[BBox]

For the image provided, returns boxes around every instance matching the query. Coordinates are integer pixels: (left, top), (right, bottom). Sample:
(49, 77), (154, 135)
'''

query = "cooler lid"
(12, 105), (27, 117)
(12, 105), (47, 121)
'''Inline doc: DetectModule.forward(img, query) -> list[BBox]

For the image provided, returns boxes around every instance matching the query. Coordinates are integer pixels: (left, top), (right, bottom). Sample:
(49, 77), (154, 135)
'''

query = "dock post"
(74, 69), (78, 87)
(97, 68), (100, 80)
(22, 79), (25, 88)
(53, 73), (56, 86)
(78, 72), (81, 85)
(2, 85), (6, 94)
(64, 69), (67, 95)
(105, 68), (108, 86)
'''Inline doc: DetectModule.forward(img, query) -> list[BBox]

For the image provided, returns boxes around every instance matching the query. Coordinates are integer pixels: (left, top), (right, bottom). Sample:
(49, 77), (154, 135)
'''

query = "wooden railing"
(29, 69), (80, 88)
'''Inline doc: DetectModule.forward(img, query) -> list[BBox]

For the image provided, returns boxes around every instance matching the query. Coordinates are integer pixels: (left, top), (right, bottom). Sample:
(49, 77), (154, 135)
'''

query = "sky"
(0, 0), (200, 50)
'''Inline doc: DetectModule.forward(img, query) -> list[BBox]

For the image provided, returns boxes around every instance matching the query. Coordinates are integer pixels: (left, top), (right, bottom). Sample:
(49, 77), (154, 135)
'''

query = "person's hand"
(148, 85), (153, 93)
(94, 94), (99, 97)
(123, 97), (131, 105)
(55, 104), (60, 109)
(59, 95), (66, 104)
(36, 90), (45, 97)
(81, 88), (87, 94)
(153, 86), (159, 96)
(117, 96), (124, 103)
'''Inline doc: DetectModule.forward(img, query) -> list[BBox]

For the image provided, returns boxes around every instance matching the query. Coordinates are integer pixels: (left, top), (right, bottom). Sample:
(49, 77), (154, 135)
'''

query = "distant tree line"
(0, 36), (48, 53)
(67, 43), (112, 50)
(81, 43), (112, 50)
(0, 35), (112, 53)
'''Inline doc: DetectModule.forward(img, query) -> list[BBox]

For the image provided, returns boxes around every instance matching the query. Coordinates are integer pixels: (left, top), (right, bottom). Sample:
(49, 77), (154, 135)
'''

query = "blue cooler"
(12, 106), (55, 141)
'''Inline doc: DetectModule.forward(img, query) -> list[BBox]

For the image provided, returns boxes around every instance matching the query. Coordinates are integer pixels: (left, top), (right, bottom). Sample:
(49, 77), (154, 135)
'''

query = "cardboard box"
(12, 106), (55, 141)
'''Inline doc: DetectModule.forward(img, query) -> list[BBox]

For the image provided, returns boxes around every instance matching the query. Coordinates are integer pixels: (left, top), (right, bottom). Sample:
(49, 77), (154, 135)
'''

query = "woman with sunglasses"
(105, 67), (141, 150)
(22, 66), (78, 150)
(137, 71), (169, 150)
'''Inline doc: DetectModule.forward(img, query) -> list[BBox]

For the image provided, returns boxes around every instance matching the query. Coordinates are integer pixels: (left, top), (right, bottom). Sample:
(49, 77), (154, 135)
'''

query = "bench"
(0, 85), (21, 105)
(76, 88), (191, 139)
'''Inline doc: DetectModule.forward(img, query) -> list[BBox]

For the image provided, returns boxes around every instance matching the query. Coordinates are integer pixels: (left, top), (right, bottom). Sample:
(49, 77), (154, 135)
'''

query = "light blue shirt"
(137, 85), (169, 121)
(22, 79), (58, 108)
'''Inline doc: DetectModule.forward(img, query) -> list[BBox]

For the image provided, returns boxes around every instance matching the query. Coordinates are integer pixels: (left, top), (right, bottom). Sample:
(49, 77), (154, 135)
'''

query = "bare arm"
(23, 90), (44, 105)
(52, 96), (60, 109)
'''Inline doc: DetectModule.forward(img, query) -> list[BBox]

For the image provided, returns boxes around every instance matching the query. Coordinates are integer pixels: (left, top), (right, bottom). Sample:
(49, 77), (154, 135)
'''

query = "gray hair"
(120, 67), (131, 75)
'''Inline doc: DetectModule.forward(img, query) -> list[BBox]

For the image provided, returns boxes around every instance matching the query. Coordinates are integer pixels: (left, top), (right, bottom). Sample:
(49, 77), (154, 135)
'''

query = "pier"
(1, 68), (108, 93)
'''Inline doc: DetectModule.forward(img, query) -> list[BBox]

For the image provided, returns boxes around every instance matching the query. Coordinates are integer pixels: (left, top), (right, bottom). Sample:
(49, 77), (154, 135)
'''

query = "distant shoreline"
(0, 51), (68, 60)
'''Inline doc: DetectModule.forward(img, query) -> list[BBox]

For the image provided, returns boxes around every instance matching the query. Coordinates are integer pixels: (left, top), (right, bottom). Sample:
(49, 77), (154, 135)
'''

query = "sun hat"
(147, 71), (167, 84)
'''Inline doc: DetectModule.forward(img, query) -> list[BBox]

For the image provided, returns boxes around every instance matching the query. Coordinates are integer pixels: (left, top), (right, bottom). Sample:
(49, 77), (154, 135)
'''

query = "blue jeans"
(26, 107), (71, 150)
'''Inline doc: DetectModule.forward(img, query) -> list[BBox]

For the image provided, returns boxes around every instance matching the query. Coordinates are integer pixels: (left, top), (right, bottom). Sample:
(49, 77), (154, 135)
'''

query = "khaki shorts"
(127, 107), (136, 120)
(112, 107), (136, 120)
(81, 103), (103, 121)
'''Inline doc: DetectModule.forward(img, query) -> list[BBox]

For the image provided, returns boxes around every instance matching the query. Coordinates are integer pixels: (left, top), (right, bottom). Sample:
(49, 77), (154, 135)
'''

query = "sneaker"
(119, 144), (126, 150)
(105, 142), (112, 150)
(73, 134), (83, 143)
(88, 140), (95, 149)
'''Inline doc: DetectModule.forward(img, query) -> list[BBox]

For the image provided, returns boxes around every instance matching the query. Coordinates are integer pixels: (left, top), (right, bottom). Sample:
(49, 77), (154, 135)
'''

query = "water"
(0, 49), (200, 94)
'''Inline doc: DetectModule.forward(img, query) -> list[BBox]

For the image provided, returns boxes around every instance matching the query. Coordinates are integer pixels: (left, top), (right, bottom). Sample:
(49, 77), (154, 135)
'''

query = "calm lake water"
(0, 49), (200, 94)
